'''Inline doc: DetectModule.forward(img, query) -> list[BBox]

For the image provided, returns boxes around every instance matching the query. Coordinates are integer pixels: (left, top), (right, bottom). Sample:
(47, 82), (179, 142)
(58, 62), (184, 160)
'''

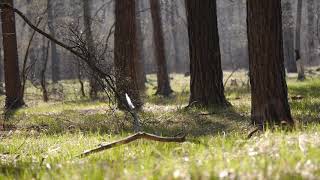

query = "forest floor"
(0, 70), (320, 179)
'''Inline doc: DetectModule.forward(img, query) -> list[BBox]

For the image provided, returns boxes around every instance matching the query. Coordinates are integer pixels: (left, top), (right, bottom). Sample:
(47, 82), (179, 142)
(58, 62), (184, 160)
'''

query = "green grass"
(0, 71), (319, 179)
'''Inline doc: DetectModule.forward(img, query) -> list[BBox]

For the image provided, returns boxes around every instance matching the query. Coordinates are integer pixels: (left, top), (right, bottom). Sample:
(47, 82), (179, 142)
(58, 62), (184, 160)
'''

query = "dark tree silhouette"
(114, 0), (142, 109)
(185, 0), (228, 107)
(0, 0), (24, 109)
(247, 0), (294, 127)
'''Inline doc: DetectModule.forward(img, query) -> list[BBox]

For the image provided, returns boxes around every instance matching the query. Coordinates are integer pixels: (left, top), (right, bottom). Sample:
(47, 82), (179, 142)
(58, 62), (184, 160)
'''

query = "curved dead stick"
(78, 132), (186, 158)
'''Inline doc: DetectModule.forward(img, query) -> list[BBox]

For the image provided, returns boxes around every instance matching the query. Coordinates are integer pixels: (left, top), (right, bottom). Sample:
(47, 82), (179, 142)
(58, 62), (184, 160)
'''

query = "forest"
(0, 0), (320, 179)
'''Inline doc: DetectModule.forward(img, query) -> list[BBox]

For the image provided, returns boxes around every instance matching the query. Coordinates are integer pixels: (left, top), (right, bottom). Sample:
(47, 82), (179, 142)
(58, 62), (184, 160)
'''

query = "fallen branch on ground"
(78, 132), (186, 158)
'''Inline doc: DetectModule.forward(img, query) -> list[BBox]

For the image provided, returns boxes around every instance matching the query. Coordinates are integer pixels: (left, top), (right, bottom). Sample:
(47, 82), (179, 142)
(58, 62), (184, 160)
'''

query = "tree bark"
(307, 0), (315, 64)
(295, 0), (305, 80)
(26, 0), (37, 81)
(150, 0), (173, 96)
(0, 0), (24, 109)
(185, 0), (228, 107)
(0, 41), (4, 94)
(247, 0), (294, 127)
(114, 0), (142, 109)
(47, 0), (60, 84)
(282, 0), (297, 73)
(170, 0), (182, 73)
(83, 0), (99, 99)
(135, 0), (147, 91)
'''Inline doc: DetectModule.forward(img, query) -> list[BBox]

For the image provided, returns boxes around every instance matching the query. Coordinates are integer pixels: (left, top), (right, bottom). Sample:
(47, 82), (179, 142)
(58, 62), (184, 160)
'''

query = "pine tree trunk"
(150, 0), (173, 96)
(0, 42), (4, 94)
(170, 1), (182, 73)
(83, 0), (99, 99)
(0, 0), (24, 109)
(185, 0), (228, 107)
(307, 0), (315, 64)
(135, 0), (147, 91)
(247, 0), (294, 127)
(47, 0), (60, 84)
(282, 0), (297, 73)
(114, 0), (142, 109)
(295, 0), (305, 80)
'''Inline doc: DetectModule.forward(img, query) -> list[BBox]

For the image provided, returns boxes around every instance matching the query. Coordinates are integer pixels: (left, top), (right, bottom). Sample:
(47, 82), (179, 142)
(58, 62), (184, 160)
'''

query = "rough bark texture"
(0, 0), (24, 109)
(247, 0), (294, 127)
(135, 0), (146, 91)
(185, 0), (228, 107)
(83, 0), (99, 99)
(295, 0), (305, 80)
(282, 0), (297, 73)
(0, 41), (4, 94)
(150, 0), (173, 96)
(114, 0), (142, 109)
(47, 0), (60, 84)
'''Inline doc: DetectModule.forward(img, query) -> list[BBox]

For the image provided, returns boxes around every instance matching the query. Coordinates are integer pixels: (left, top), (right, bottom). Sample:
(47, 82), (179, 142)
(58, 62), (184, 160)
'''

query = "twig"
(247, 127), (261, 139)
(224, 68), (239, 87)
(78, 132), (186, 158)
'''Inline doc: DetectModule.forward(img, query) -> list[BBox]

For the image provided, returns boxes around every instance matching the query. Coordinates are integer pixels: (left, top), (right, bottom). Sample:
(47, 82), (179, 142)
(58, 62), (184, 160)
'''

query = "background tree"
(295, 0), (305, 80)
(307, 0), (315, 64)
(247, 0), (294, 127)
(135, 0), (147, 91)
(114, 0), (142, 109)
(282, 0), (297, 73)
(0, 0), (24, 109)
(83, 0), (99, 99)
(150, 0), (173, 96)
(47, 0), (60, 84)
(185, 0), (228, 107)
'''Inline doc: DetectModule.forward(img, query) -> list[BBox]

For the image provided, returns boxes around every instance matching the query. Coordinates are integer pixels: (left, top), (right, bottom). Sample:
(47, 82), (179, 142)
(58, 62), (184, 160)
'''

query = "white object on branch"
(125, 93), (135, 110)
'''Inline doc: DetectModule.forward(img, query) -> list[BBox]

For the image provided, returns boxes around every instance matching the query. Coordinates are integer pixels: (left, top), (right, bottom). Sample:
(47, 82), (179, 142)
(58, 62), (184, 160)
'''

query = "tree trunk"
(26, 0), (37, 81)
(185, 0), (228, 107)
(40, 37), (49, 102)
(135, 0), (147, 91)
(282, 0), (297, 73)
(47, 0), (60, 84)
(295, 0), (305, 80)
(83, 0), (99, 99)
(150, 0), (173, 96)
(247, 0), (294, 127)
(170, 0), (182, 73)
(0, 42), (4, 94)
(307, 0), (315, 64)
(0, 0), (24, 109)
(114, 0), (142, 109)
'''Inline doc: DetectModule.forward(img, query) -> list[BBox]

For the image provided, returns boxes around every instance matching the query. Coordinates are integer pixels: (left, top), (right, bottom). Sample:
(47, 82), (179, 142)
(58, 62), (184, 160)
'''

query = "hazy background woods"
(1, 0), (320, 82)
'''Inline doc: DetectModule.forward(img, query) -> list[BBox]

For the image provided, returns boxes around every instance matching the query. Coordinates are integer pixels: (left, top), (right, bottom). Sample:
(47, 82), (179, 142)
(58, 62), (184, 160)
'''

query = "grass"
(0, 71), (319, 179)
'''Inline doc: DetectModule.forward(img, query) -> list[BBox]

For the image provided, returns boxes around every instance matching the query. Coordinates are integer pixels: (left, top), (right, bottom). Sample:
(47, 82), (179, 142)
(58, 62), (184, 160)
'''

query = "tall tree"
(170, 0), (182, 73)
(0, 0), (24, 109)
(47, 0), (60, 84)
(26, 0), (37, 81)
(247, 0), (294, 127)
(307, 0), (315, 64)
(282, 0), (297, 73)
(0, 27), (4, 94)
(295, 0), (305, 80)
(83, 0), (99, 99)
(114, 0), (142, 109)
(150, 0), (173, 96)
(185, 0), (228, 107)
(135, 0), (146, 91)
